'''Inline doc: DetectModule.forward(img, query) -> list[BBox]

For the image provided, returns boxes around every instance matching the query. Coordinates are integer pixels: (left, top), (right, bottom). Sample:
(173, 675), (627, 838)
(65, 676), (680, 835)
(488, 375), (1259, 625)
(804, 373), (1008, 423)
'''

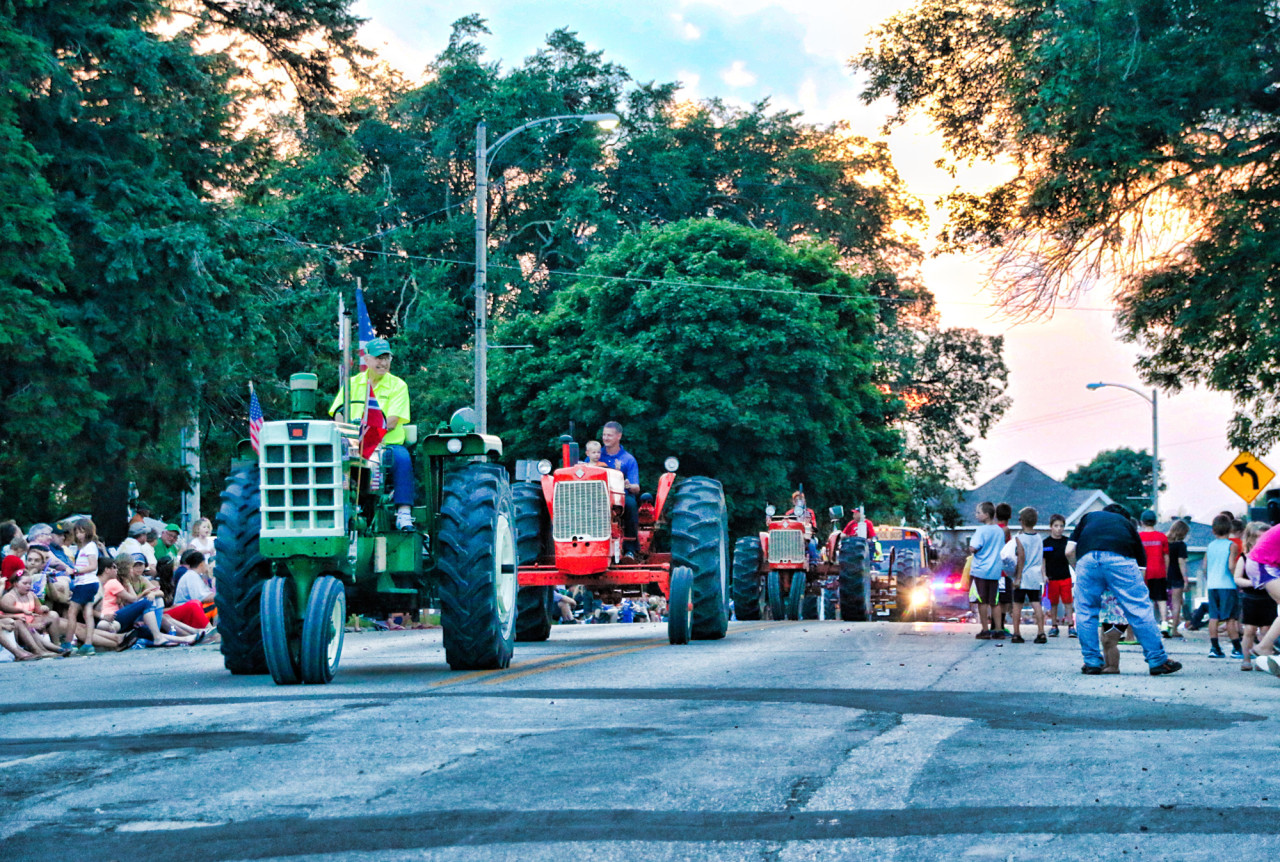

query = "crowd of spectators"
(0, 511), (218, 662)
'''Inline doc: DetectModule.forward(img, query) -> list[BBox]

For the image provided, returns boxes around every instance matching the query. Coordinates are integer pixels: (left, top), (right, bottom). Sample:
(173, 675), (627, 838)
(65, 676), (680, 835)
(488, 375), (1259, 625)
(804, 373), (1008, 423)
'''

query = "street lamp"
(473, 112), (620, 433)
(1086, 381), (1160, 518)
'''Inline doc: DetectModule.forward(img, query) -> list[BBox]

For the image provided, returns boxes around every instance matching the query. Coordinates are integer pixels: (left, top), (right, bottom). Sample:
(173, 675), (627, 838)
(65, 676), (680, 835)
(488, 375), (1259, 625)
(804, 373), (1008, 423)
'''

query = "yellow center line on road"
(427, 620), (787, 690)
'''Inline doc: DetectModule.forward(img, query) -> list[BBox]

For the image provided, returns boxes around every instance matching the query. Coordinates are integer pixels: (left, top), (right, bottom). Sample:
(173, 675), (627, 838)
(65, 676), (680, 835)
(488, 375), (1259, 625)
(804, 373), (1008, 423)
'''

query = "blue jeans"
(381, 444), (415, 507)
(1076, 551), (1169, 668)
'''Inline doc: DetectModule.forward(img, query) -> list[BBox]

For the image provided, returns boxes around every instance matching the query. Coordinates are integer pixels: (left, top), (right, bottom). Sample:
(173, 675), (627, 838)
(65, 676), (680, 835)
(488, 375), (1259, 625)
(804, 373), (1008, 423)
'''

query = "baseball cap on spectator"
(51, 523), (69, 536)
(26, 523), (52, 542)
(127, 522), (148, 537)
(130, 553), (147, 566)
(1140, 509), (1158, 523)
(366, 337), (393, 357)
(164, 523), (181, 533)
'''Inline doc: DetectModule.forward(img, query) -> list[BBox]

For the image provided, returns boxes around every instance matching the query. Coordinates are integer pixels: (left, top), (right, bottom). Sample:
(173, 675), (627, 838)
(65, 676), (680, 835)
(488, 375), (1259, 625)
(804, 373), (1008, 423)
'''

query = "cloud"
(670, 12), (702, 39)
(721, 60), (757, 87)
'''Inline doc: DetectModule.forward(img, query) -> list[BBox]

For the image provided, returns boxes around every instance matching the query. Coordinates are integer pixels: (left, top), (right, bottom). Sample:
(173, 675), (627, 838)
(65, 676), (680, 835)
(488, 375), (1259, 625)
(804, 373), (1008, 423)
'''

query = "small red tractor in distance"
(734, 502), (871, 622)
(513, 435), (730, 645)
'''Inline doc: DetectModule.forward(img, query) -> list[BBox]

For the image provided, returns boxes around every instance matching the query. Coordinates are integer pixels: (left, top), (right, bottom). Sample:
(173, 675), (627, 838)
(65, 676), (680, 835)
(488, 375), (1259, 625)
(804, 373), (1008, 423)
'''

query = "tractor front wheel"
(668, 477), (730, 640)
(839, 537), (871, 622)
(786, 571), (806, 620)
(213, 461), (270, 675)
(300, 576), (346, 684)
(261, 577), (301, 685)
(667, 567), (693, 645)
(767, 570), (784, 620)
(438, 464), (518, 670)
(730, 536), (763, 621)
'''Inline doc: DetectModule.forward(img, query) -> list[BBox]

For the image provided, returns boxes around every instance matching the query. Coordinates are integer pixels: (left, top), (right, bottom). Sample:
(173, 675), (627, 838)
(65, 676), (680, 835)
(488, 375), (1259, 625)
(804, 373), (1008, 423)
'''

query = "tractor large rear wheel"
(668, 477), (730, 640)
(513, 482), (553, 642)
(730, 536), (763, 621)
(438, 464), (518, 670)
(839, 537), (870, 622)
(213, 460), (270, 675)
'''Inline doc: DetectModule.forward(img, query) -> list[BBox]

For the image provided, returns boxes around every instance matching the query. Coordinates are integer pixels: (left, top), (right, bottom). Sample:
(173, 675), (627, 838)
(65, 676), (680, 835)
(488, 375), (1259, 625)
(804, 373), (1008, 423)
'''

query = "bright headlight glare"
(664, 456), (679, 473)
(537, 459), (553, 475)
(446, 438), (463, 453)
(912, 586), (930, 604)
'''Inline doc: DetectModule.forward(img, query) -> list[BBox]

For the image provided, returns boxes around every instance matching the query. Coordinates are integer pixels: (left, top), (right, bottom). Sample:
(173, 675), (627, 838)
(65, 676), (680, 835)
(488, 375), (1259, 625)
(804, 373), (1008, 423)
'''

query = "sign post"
(1219, 452), (1276, 504)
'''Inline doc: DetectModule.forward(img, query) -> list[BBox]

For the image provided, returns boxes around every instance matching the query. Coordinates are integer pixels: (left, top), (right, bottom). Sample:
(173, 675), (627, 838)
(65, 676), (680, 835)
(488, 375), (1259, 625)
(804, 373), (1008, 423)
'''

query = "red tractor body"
(513, 435), (727, 645)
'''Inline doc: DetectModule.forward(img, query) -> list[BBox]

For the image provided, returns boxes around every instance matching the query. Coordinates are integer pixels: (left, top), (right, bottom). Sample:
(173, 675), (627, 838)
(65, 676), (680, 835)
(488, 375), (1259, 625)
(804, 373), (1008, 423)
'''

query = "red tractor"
(513, 435), (730, 645)
(733, 501), (871, 622)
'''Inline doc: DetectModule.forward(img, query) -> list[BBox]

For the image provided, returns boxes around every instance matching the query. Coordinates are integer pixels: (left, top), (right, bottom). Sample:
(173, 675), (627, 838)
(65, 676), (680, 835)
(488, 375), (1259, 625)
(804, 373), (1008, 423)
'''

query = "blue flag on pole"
(355, 287), (376, 372)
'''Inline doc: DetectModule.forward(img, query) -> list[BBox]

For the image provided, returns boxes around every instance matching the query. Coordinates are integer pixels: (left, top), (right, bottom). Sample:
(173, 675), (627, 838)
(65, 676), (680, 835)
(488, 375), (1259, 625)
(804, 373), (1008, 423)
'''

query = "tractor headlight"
(537, 459), (553, 475)
(765, 504), (776, 518)
(446, 438), (463, 454)
(912, 585), (930, 606)
(664, 456), (679, 473)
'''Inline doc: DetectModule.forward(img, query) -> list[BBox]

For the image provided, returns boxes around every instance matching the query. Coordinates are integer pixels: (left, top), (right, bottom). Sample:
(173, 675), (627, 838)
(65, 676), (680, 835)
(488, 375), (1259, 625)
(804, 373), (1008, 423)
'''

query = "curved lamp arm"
(486, 112), (619, 169)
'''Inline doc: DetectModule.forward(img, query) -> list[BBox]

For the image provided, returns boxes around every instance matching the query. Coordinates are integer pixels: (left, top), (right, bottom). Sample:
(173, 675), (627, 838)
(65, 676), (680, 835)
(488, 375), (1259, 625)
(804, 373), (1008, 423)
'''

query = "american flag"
(358, 379), (387, 459)
(355, 286), (375, 372)
(249, 384), (264, 455)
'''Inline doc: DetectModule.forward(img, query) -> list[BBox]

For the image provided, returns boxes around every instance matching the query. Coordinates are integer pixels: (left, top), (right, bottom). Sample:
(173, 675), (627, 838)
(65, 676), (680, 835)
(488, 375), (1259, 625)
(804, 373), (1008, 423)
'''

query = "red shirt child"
(1139, 528), (1169, 580)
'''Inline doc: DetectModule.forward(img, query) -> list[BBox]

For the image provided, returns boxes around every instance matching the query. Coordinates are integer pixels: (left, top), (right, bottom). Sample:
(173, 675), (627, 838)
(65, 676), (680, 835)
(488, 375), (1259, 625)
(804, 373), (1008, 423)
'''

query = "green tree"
(491, 219), (906, 534)
(855, 0), (1280, 449)
(1063, 448), (1165, 515)
(0, 0), (367, 527)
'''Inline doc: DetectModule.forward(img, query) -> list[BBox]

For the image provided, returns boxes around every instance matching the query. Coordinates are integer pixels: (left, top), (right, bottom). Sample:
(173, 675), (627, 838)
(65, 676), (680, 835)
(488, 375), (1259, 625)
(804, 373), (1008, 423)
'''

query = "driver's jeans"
(623, 491), (639, 552)
(381, 444), (415, 507)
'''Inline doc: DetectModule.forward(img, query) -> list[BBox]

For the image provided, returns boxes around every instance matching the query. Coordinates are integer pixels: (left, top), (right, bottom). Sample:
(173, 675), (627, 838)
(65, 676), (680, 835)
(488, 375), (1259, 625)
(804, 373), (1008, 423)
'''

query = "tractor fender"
(653, 471), (677, 522)
(758, 530), (770, 566)
(540, 473), (555, 520)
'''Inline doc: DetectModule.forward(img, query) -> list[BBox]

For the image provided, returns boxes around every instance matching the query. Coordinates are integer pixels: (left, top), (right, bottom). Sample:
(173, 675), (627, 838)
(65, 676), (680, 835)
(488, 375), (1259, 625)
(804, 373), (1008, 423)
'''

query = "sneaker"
(1161, 629), (1172, 639)
(1230, 647), (1245, 659)
(1048, 626), (1060, 637)
(990, 629), (1007, 639)
(1119, 638), (1139, 646)
(1010, 635), (1025, 644)
(1081, 664), (1103, 675)
(1208, 646), (1225, 658)
(1033, 633), (1047, 644)
(975, 630), (992, 640)
(1068, 626), (1078, 638)
(1149, 660), (1183, 676)
(75, 644), (95, 657)
(395, 511), (415, 532)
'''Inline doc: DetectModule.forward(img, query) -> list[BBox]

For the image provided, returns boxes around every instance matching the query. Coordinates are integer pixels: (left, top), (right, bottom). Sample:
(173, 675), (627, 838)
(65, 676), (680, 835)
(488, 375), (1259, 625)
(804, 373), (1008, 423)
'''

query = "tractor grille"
(768, 528), (806, 564)
(260, 421), (344, 536)
(552, 480), (611, 542)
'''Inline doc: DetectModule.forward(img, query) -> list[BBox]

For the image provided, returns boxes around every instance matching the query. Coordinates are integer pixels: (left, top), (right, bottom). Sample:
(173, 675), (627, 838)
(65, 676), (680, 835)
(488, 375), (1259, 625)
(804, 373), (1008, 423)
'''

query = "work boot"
(1101, 627), (1122, 674)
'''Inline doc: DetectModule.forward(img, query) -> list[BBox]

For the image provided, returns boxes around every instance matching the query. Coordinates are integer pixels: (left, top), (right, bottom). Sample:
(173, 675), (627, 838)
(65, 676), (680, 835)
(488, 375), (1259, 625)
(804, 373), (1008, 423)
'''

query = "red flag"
(358, 379), (387, 459)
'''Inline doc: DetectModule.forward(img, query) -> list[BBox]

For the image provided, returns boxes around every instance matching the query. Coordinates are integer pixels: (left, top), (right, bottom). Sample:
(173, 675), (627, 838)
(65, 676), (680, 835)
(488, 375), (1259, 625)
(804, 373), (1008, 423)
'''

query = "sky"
(352, 0), (1268, 522)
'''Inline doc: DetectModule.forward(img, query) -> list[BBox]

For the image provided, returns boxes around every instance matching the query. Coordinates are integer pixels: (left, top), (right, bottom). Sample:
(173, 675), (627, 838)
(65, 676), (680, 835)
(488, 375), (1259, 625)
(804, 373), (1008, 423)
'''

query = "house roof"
(955, 461), (1112, 528)
(1156, 520), (1215, 552)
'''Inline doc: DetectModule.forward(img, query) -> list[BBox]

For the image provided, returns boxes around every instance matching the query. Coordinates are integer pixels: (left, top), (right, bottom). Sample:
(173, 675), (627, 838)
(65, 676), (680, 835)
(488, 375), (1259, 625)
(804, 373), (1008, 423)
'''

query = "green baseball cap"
(366, 338), (393, 357)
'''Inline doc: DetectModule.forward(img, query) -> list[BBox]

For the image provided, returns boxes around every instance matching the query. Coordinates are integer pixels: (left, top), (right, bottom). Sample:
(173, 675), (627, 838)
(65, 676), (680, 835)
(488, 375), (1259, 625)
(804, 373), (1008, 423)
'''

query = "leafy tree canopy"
(855, 0), (1280, 450)
(1063, 447), (1165, 516)
(491, 219), (906, 534)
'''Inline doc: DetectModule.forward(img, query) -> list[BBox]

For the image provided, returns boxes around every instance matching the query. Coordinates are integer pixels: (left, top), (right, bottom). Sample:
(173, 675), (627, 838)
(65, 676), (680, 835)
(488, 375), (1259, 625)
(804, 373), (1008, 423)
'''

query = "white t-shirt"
(118, 537), (157, 569)
(174, 568), (213, 605)
(1015, 531), (1045, 590)
(73, 543), (100, 587)
(189, 535), (215, 560)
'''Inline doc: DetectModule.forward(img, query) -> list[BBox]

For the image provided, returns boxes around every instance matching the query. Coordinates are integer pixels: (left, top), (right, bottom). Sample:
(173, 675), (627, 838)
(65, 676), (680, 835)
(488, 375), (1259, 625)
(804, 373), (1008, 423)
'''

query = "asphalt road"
(2, 619), (1278, 861)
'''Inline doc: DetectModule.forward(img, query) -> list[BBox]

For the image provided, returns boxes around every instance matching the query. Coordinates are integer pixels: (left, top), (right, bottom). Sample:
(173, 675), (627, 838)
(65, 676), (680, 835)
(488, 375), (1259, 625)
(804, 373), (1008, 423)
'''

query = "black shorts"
(1146, 577), (1169, 603)
(1014, 588), (1042, 604)
(1242, 596), (1278, 628)
(972, 577), (999, 606)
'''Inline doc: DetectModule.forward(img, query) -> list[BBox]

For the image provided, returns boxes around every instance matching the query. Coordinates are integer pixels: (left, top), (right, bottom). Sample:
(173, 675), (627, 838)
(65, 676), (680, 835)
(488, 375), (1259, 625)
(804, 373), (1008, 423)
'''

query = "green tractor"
(213, 373), (517, 685)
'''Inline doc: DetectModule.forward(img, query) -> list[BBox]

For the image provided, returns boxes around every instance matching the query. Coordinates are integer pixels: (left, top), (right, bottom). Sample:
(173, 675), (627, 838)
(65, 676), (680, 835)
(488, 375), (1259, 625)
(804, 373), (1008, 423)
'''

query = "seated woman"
(173, 550), (217, 625)
(0, 570), (69, 657)
(1, 617), (41, 661)
(103, 555), (198, 646)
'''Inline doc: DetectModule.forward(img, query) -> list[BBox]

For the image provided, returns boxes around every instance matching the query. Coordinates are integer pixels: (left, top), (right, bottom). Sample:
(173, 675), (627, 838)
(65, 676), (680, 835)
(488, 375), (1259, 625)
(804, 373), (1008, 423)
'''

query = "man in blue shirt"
(599, 421), (640, 561)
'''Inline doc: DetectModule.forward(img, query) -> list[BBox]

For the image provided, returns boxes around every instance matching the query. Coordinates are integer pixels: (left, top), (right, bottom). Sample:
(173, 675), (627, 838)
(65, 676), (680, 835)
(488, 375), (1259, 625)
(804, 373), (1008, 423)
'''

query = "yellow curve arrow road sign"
(1220, 452), (1275, 504)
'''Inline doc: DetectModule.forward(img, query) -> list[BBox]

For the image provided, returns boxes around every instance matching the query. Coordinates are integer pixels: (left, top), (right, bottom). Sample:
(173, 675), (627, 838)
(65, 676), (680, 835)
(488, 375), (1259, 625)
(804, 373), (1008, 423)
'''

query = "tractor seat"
(402, 424), (418, 446)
